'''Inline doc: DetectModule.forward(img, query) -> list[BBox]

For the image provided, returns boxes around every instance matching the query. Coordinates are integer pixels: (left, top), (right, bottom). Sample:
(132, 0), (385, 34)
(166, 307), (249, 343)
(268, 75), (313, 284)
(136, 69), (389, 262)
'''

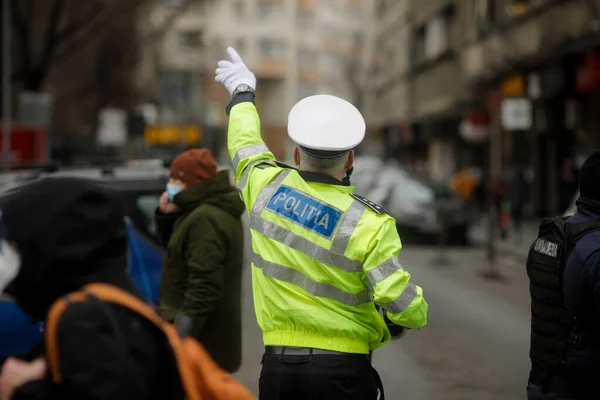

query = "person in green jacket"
(155, 148), (245, 373)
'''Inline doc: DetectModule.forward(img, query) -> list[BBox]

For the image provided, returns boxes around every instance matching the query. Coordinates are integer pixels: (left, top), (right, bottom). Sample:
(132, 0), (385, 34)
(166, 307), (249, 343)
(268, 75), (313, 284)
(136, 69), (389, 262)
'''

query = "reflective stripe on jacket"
(228, 101), (428, 353)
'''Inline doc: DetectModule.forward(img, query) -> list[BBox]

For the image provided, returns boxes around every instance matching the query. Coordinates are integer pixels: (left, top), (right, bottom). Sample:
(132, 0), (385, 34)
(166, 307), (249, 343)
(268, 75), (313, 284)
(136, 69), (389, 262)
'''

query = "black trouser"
(258, 346), (382, 400)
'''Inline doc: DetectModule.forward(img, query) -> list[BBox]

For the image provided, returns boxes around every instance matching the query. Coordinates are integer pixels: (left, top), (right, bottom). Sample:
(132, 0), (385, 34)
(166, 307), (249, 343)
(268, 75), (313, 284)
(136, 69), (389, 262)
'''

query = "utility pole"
(2, 0), (11, 170)
(484, 90), (504, 280)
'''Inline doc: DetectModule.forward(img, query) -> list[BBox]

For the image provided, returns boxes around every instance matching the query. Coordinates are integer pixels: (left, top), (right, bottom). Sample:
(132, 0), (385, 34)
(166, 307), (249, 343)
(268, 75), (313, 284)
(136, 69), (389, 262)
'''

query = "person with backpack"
(527, 151), (600, 399)
(155, 148), (245, 373)
(215, 47), (428, 400)
(0, 177), (253, 400)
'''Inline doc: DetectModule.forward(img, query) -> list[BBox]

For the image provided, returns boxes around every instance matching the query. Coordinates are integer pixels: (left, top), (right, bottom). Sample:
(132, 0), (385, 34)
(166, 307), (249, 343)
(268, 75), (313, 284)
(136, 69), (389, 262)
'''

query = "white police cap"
(288, 94), (366, 159)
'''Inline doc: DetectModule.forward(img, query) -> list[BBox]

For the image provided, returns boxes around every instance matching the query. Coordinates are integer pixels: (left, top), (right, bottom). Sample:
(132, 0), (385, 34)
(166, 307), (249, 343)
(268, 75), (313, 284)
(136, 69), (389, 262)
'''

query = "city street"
(233, 245), (532, 400)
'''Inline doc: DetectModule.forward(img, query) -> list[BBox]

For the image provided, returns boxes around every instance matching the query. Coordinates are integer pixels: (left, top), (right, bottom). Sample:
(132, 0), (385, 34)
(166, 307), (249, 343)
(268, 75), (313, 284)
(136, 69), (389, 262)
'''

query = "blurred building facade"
(370, 0), (600, 217)
(6, 1), (145, 164)
(136, 0), (372, 161)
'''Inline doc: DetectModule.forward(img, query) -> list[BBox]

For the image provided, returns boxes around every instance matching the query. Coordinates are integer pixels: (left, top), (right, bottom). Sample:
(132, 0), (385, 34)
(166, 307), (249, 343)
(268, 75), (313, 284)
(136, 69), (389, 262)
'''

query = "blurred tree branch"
(10, 0), (112, 91)
(10, 0), (206, 92)
(140, 0), (199, 45)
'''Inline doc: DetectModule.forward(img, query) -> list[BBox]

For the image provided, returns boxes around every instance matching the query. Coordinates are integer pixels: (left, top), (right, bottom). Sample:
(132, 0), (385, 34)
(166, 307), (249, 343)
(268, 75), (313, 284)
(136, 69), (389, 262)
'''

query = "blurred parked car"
(0, 164), (169, 358)
(352, 157), (473, 245)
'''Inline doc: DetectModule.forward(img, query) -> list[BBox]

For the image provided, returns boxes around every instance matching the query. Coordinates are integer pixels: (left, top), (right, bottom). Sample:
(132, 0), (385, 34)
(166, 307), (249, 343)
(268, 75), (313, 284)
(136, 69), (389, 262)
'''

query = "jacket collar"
(576, 196), (600, 219)
(298, 171), (343, 185)
(173, 171), (232, 210)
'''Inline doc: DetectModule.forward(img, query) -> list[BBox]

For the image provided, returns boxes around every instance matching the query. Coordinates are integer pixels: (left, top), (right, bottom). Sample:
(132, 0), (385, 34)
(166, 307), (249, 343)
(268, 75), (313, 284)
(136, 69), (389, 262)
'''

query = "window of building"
(352, 32), (364, 48)
(320, 53), (341, 76)
(235, 38), (246, 55)
(400, 26), (412, 73)
(258, 1), (284, 20)
(178, 30), (203, 49)
(259, 39), (285, 58)
(412, 25), (426, 64)
(296, 10), (315, 29)
(323, 0), (341, 9)
(298, 49), (317, 68)
(473, 0), (540, 36)
(232, 0), (246, 18)
(423, 5), (454, 60)
(167, 0), (185, 8)
(298, 82), (317, 101)
(375, 0), (387, 17)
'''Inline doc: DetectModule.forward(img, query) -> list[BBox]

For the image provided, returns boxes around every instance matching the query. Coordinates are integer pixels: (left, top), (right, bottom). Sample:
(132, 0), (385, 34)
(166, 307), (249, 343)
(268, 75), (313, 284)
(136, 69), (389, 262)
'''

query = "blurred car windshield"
(389, 176), (435, 204)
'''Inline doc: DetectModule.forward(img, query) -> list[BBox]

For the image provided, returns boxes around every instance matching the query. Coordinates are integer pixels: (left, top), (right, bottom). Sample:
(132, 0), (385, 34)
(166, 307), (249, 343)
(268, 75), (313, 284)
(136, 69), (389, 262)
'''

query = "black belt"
(264, 346), (385, 399)
(264, 346), (370, 359)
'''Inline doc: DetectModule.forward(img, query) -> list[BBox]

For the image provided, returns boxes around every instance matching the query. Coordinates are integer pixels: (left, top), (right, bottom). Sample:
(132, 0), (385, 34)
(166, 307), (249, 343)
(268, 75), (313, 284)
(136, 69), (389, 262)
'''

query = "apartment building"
(368, 0), (468, 179)
(136, 0), (372, 160)
(370, 0), (600, 217)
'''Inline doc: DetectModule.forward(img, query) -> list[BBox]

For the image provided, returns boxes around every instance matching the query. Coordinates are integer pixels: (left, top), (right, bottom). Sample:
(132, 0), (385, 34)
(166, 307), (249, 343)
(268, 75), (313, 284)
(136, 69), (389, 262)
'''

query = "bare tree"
(8, 0), (203, 93)
(10, 0), (114, 91)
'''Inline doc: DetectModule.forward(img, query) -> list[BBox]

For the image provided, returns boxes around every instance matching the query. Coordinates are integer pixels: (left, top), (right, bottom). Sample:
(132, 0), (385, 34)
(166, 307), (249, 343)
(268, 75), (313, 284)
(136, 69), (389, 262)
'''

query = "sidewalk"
(468, 218), (540, 261)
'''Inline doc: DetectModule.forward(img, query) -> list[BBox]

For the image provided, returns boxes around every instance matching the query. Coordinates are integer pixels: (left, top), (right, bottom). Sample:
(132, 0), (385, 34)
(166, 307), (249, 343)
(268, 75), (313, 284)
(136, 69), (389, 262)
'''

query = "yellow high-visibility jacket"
(227, 99), (428, 354)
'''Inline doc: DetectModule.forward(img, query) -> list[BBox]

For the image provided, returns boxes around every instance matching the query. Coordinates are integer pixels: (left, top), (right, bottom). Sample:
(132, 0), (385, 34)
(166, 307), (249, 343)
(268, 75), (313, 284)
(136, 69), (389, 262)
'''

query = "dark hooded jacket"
(1, 177), (183, 400)
(156, 170), (245, 373)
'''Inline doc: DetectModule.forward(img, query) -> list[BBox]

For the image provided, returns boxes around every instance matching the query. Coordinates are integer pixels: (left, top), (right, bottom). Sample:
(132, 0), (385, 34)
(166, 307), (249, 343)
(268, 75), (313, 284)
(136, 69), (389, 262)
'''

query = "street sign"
(97, 108), (127, 146)
(144, 125), (201, 146)
(18, 92), (53, 127)
(501, 98), (532, 131)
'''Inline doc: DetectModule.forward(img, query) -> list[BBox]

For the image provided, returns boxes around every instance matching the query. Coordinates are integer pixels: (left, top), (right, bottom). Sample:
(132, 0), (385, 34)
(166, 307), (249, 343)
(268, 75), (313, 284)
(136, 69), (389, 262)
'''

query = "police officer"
(527, 151), (600, 400)
(215, 48), (428, 400)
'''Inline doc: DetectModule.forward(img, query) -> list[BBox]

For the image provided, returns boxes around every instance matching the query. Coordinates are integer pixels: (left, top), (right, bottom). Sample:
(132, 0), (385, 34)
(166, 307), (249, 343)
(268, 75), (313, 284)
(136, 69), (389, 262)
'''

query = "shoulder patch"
(350, 193), (388, 215)
(252, 160), (277, 170)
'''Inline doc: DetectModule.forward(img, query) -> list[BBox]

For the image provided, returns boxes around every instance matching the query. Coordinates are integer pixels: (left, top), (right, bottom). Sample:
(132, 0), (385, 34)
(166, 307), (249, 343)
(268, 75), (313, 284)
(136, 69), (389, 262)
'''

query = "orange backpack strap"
(46, 291), (90, 384)
(45, 284), (202, 400)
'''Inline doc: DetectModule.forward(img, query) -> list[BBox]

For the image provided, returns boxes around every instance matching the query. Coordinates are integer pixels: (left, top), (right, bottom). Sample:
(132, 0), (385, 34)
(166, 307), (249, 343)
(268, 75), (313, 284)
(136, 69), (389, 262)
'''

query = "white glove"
(214, 47), (257, 96)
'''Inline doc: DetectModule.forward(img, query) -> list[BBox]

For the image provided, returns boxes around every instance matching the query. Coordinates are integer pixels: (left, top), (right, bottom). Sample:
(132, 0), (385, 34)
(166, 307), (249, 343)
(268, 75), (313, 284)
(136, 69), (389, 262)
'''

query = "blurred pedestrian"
(215, 47), (428, 400)
(0, 178), (185, 400)
(510, 166), (527, 243)
(155, 149), (245, 373)
(487, 175), (510, 239)
(450, 166), (479, 202)
(527, 151), (600, 399)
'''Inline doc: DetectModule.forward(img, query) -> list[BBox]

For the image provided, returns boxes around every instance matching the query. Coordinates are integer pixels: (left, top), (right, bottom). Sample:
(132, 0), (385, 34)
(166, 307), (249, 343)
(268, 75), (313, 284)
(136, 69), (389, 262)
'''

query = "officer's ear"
(345, 150), (354, 171)
(293, 146), (301, 167)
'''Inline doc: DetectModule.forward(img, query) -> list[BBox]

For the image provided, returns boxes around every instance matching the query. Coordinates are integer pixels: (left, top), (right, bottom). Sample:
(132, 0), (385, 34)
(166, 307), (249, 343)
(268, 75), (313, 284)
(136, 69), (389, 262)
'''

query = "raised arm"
(216, 47), (276, 187)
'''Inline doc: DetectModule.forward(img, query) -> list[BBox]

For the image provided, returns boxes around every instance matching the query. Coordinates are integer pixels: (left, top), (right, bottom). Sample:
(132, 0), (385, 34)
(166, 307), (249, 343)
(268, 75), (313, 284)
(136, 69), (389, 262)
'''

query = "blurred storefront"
(459, 0), (600, 217)
(381, 122), (429, 170)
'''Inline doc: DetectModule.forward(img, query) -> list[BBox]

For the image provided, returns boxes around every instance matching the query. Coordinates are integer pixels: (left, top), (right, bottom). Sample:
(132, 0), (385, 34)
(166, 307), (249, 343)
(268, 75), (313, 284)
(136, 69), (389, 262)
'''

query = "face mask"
(0, 240), (21, 294)
(167, 183), (184, 201)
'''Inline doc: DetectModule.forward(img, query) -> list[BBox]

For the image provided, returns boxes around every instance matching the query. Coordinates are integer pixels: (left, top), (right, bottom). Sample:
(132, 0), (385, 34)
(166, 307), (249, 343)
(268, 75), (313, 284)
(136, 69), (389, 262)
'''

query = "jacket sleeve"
(226, 94), (277, 192)
(154, 210), (179, 247)
(362, 218), (428, 329)
(176, 214), (225, 335)
(12, 304), (147, 400)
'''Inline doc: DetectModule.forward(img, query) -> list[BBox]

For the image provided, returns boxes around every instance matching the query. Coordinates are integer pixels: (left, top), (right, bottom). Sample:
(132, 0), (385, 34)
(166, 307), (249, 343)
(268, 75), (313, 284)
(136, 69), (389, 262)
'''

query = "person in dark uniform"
(0, 178), (183, 400)
(527, 151), (600, 400)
